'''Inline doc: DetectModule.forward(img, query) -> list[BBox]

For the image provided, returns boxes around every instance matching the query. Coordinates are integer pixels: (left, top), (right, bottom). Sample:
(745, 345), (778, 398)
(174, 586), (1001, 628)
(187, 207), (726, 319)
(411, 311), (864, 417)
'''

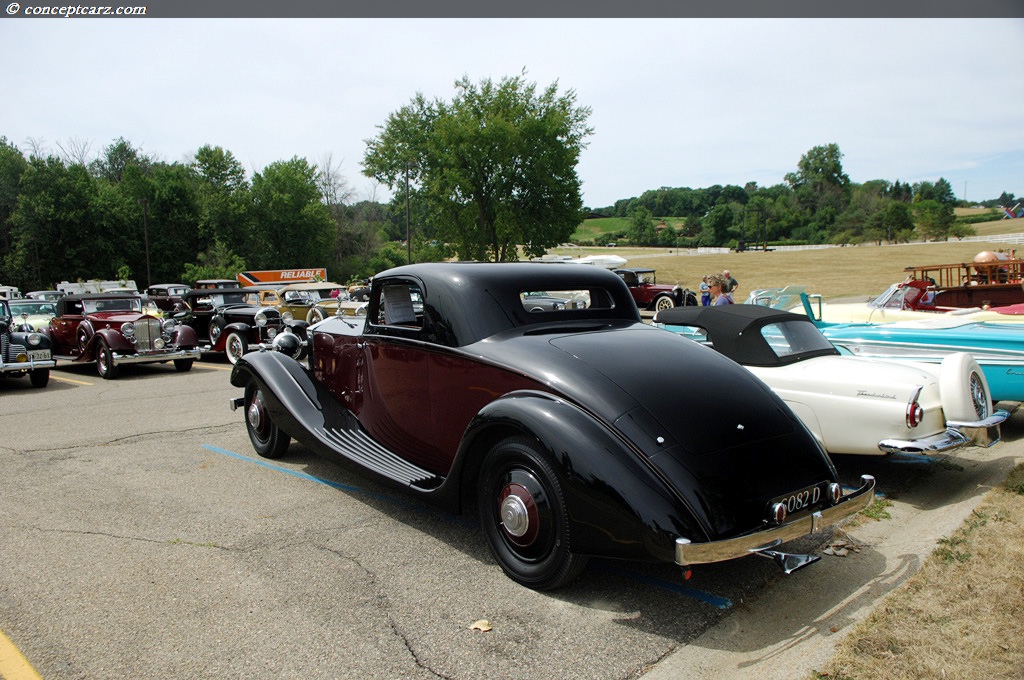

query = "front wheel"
(244, 384), (290, 458)
(477, 436), (587, 590)
(29, 369), (49, 388)
(653, 295), (676, 312)
(173, 358), (194, 372)
(307, 306), (326, 324)
(96, 340), (119, 380)
(224, 332), (248, 365)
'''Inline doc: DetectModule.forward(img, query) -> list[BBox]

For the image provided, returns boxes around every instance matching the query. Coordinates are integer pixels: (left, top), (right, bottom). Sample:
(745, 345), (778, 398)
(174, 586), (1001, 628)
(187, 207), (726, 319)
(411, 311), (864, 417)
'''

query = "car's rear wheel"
(478, 436), (587, 590)
(174, 359), (194, 372)
(29, 369), (49, 388)
(940, 352), (992, 421)
(96, 340), (118, 380)
(225, 331), (247, 364)
(653, 295), (676, 312)
(244, 384), (290, 458)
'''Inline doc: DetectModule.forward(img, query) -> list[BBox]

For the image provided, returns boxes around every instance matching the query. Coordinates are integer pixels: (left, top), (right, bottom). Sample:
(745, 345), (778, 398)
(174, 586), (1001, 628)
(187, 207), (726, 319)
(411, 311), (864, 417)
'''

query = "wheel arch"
(456, 391), (702, 563)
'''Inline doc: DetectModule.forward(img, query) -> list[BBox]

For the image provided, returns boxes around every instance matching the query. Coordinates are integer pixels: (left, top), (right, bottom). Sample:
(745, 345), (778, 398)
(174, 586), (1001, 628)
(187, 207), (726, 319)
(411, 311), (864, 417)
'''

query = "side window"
(374, 283), (422, 328)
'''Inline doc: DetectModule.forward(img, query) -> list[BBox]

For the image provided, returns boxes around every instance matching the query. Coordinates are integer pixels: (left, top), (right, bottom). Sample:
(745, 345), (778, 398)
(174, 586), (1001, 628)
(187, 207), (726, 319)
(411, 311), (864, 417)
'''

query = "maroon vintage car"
(48, 293), (202, 379)
(612, 267), (694, 312)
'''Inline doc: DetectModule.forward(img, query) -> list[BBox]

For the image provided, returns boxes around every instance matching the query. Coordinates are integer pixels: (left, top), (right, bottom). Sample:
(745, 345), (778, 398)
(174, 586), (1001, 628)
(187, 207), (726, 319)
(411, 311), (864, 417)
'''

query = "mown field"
(554, 213), (1024, 302)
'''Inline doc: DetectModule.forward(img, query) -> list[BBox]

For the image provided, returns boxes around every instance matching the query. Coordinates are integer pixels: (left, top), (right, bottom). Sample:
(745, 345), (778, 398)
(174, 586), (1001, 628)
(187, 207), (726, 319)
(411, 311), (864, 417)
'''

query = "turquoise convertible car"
(791, 292), (1024, 404)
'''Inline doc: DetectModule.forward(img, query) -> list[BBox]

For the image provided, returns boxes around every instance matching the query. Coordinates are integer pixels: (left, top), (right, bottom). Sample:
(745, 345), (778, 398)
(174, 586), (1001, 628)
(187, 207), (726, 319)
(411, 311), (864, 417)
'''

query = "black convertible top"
(654, 304), (838, 367)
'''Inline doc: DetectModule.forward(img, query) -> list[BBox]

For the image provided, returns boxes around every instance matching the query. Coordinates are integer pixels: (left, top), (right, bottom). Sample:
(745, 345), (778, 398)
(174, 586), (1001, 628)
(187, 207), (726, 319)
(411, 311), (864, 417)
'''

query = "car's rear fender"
(459, 391), (708, 563)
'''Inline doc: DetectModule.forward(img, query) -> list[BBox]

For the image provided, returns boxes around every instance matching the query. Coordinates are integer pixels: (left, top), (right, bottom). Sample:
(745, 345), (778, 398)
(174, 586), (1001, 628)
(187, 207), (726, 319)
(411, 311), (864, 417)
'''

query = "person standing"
(699, 275), (711, 306)
(723, 269), (739, 295)
(708, 274), (733, 305)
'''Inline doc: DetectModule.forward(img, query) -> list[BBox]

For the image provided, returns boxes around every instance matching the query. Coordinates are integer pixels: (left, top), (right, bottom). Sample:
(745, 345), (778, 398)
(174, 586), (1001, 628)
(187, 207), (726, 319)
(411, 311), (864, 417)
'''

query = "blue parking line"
(202, 443), (733, 605)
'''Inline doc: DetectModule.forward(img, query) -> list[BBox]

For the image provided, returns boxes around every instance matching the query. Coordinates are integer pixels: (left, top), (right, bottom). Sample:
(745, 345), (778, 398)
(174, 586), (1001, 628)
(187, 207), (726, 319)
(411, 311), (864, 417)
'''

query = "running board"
(756, 549), (821, 574)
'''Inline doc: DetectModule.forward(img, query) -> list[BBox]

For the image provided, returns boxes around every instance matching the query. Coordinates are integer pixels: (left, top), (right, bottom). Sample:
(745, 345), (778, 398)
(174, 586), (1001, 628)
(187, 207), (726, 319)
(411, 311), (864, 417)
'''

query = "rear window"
(520, 288), (616, 313)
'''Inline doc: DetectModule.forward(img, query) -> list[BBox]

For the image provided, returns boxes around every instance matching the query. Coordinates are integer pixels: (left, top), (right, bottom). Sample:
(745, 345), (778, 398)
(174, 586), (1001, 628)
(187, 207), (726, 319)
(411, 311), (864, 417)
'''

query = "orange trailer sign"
(237, 268), (327, 286)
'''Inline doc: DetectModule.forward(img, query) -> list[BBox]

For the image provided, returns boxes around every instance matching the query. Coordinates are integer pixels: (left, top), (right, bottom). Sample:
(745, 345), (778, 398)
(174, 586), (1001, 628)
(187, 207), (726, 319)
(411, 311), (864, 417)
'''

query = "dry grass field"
(549, 232), (1023, 303)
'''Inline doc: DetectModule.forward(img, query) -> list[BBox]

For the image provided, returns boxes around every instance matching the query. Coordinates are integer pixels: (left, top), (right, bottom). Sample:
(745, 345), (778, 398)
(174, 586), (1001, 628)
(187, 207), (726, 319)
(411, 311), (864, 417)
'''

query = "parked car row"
(8, 262), (1010, 597)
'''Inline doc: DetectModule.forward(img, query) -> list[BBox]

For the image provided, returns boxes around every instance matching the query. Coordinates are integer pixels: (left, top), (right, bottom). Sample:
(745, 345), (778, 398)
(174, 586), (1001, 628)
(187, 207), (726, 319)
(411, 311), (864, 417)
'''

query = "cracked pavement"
(2, 358), (1021, 678)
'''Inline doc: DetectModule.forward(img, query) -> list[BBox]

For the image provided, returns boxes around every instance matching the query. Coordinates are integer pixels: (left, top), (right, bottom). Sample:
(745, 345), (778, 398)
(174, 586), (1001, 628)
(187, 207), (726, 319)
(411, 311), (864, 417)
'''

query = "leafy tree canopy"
(362, 72), (593, 261)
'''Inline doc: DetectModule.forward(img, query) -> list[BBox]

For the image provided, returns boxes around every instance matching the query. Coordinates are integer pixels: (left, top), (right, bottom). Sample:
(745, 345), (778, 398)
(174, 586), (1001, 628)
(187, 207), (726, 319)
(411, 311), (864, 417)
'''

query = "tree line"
(2, 74), (1018, 293)
(594, 144), (1016, 249)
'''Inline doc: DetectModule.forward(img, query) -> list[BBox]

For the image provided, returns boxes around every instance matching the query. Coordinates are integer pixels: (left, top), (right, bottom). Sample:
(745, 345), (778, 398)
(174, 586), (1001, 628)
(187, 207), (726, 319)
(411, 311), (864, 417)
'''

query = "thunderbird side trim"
(675, 475), (876, 566)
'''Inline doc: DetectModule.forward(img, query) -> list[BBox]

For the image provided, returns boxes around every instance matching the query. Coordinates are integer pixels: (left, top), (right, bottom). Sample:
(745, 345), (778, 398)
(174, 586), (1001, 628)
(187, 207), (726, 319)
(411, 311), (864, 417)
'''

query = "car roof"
(373, 261), (640, 345)
(655, 304), (837, 366)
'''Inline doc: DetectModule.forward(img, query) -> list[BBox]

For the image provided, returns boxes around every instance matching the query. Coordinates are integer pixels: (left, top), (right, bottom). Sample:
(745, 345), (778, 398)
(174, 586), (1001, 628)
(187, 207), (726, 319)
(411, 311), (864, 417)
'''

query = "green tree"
(700, 204), (734, 246)
(181, 240), (246, 283)
(913, 199), (955, 241)
(629, 205), (657, 245)
(191, 145), (250, 250)
(362, 72), (593, 261)
(785, 143), (851, 216)
(249, 157), (334, 269)
(0, 138), (29, 277)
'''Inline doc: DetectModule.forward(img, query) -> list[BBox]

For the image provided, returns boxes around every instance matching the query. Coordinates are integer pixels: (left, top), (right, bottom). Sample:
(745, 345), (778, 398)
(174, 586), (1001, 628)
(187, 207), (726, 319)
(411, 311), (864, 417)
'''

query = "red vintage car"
(48, 293), (201, 379)
(612, 267), (694, 312)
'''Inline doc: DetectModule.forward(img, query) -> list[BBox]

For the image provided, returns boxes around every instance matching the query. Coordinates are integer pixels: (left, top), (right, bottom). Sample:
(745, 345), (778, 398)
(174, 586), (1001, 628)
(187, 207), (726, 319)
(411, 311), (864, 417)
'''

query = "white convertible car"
(654, 304), (1009, 457)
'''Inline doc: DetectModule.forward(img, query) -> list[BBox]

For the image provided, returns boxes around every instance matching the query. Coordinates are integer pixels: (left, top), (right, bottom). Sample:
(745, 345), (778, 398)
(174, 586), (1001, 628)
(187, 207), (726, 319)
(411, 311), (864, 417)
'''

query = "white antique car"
(655, 304), (1009, 457)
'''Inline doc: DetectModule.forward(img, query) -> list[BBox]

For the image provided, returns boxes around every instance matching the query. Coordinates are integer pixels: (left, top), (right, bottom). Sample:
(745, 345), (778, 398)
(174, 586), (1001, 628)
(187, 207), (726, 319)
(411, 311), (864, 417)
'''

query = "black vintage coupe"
(229, 263), (874, 590)
(181, 289), (307, 364)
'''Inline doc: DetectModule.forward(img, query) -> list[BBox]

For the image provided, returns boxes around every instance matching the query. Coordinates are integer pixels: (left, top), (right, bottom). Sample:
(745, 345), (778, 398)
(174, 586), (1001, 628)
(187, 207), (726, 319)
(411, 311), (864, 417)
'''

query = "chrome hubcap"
(500, 493), (530, 537)
(247, 398), (264, 431)
(970, 373), (988, 418)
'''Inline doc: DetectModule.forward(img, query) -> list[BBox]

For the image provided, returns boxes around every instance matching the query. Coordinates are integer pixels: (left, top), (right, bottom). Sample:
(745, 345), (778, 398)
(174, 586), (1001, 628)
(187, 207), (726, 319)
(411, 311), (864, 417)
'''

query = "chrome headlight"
(153, 337), (166, 350)
(281, 311), (294, 322)
(162, 318), (179, 332)
(266, 327), (278, 339)
(271, 330), (303, 358)
(255, 310), (269, 326)
(27, 333), (42, 346)
(122, 322), (135, 337)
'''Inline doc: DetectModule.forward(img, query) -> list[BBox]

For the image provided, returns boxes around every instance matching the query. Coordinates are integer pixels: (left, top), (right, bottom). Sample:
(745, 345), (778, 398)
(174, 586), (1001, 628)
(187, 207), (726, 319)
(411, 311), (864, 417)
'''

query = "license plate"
(770, 482), (825, 514)
(28, 350), (51, 360)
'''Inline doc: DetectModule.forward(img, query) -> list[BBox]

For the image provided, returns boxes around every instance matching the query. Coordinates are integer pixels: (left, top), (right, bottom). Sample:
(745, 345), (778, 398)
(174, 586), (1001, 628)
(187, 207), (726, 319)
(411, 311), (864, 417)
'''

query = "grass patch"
(813, 463), (1024, 680)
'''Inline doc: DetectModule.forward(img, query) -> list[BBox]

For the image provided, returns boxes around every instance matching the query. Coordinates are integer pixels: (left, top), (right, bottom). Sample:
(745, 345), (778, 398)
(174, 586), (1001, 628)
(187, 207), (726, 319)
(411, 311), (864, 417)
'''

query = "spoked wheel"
(225, 332), (248, 365)
(96, 340), (119, 380)
(653, 295), (676, 312)
(307, 306), (326, 324)
(244, 384), (290, 458)
(477, 436), (587, 590)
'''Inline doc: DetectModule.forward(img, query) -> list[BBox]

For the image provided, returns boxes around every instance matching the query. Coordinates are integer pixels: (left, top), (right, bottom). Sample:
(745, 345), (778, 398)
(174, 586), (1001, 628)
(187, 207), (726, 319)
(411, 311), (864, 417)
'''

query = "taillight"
(906, 387), (924, 428)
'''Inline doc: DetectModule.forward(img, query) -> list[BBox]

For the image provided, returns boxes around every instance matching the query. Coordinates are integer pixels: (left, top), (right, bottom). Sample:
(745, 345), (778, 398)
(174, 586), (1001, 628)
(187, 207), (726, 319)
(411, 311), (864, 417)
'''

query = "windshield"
(82, 298), (143, 314)
(759, 320), (835, 358)
(9, 301), (57, 315)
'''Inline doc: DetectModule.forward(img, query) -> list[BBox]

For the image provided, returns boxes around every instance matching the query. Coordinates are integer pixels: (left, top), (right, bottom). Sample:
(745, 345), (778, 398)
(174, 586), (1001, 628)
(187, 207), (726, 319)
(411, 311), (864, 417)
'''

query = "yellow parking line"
(199, 364), (234, 371)
(0, 628), (43, 680)
(50, 375), (94, 386)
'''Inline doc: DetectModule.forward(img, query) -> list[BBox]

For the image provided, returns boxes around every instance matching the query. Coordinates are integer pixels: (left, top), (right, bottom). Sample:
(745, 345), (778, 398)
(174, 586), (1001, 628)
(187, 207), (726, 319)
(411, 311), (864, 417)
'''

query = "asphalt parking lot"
(2, 357), (1022, 679)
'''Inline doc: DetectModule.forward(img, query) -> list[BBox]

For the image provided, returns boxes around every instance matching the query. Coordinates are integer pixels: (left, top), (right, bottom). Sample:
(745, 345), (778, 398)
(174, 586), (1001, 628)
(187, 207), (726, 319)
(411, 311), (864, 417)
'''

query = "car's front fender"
(460, 391), (707, 563)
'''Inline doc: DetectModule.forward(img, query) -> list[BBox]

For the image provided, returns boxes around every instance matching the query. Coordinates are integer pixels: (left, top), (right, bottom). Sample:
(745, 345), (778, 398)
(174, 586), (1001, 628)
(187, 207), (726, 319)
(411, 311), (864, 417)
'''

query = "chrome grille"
(133, 318), (163, 351)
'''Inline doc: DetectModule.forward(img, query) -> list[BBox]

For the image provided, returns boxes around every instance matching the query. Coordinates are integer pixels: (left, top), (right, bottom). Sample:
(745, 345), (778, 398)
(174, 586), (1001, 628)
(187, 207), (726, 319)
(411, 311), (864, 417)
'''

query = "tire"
(30, 369), (49, 388)
(940, 352), (992, 422)
(244, 384), (290, 458)
(173, 359), (194, 372)
(224, 331), (248, 365)
(96, 340), (119, 380)
(77, 328), (90, 354)
(307, 306), (326, 324)
(653, 295), (676, 312)
(477, 436), (587, 590)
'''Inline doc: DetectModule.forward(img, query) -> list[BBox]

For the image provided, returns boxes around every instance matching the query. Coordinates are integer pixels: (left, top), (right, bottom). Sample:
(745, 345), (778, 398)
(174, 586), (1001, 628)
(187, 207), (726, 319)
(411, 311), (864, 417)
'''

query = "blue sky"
(2, 18), (1022, 207)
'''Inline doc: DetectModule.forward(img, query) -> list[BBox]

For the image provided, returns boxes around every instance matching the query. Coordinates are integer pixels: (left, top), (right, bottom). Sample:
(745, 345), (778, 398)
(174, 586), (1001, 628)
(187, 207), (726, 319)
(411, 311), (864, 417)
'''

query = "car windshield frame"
(82, 297), (144, 314)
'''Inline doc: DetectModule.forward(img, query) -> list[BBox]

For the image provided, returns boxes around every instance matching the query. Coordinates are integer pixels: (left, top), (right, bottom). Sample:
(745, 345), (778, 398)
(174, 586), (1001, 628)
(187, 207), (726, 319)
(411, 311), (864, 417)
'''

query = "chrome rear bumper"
(675, 475), (876, 567)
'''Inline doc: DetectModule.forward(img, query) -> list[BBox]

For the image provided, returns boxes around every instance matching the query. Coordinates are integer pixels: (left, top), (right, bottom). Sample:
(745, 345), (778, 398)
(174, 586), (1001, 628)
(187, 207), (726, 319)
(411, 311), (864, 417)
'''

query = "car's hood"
(474, 321), (837, 537)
